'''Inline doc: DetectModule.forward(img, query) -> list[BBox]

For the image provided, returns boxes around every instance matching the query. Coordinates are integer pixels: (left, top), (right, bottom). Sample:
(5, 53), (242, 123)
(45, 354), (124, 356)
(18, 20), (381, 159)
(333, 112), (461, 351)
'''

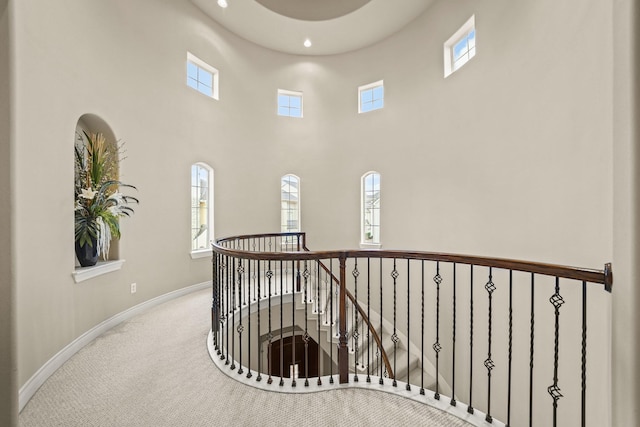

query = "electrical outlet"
(130, 283), (137, 294)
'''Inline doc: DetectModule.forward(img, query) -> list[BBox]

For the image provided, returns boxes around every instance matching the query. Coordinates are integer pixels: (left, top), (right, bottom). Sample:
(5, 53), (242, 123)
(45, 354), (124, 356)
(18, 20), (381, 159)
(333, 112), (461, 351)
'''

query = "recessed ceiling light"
(217, 0), (228, 8)
(304, 39), (312, 48)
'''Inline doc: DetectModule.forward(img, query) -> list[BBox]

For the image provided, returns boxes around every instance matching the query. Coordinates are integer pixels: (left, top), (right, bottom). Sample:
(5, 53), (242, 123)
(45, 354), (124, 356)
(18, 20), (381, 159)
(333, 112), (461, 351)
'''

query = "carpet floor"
(19, 288), (471, 426)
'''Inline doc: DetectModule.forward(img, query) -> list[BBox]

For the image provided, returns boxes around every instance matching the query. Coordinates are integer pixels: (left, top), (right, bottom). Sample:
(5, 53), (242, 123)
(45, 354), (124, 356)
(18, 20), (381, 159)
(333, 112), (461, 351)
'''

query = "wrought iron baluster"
(303, 262), (310, 387)
(246, 260), (252, 378)
(420, 260), (425, 395)
(581, 280), (587, 427)
(451, 262), (457, 406)
(353, 259), (360, 382)
(507, 270), (513, 426)
(237, 260), (244, 375)
(329, 259), (334, 384)
(391, 259), (399, 387)
(279, 260), (284, 386)
(317, 261), (322, 386)
(367, 257), (371, 383)
(548, 277), (564, 427)
(292, 260), (297, 387)
(379, 258), (384, 384)
(529, 273), (535, 427)
(468, 265), (474, 414)
(225, 256), (230, 365)
(484, 267), (496, 423)
(267, 261), (274, 385)
(256, 261), (262, 382)
(406, 259), (411, 391)
(231, 258), (236, 371)
(433, 261), (442, 400)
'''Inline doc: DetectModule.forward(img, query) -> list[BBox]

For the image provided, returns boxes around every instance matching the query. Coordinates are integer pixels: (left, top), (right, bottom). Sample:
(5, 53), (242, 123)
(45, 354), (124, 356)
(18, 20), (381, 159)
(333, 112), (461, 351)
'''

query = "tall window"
(191, 163), (213, 255)
(359, 80), (384, 113)
(187, 52), (219, 99)
(277, 90), (303, 118)
(444, 15), (476, 77)
(281, 174), (300, 237)
(361, 172), (381, 246)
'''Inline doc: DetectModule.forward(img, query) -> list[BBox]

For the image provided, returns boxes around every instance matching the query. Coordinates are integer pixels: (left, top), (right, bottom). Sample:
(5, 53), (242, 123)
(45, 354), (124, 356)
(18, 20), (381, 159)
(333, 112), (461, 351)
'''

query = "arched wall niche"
(74, 113), (120, 263)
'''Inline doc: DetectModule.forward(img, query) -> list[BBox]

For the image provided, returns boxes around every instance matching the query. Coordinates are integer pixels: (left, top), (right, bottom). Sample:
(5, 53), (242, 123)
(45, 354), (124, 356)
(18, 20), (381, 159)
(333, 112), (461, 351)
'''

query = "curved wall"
(12, 0), (614, 423)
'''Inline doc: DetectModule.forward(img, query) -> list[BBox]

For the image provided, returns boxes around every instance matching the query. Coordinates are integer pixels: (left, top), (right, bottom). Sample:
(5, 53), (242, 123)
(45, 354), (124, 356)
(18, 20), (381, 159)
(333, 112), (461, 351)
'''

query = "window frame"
(190, 163), (214, 258)
(187, 52), (220, 100)
(277, 89), (304, 118)
(281, 174), (301, 246)
(358, 80), (384, 114)
(443, 15), (476, 78)
(360, 171), (381, 248)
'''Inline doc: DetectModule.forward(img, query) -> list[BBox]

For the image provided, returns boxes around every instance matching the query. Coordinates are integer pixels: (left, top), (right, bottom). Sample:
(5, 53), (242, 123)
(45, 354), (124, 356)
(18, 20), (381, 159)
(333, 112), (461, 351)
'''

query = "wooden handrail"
(214, 233), (612, 289)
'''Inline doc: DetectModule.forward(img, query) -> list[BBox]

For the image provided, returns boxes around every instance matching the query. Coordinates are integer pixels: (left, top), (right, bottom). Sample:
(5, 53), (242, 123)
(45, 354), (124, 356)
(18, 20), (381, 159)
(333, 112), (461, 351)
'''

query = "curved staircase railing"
(210, 232), (612, 427)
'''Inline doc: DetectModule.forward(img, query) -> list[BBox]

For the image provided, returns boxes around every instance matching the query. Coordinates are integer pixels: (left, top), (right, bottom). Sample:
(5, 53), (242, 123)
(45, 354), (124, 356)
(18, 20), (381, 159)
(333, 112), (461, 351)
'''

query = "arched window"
(281, 174), (300, 236)
(361, 171), (381, 246)
(191, 163), (214, 257)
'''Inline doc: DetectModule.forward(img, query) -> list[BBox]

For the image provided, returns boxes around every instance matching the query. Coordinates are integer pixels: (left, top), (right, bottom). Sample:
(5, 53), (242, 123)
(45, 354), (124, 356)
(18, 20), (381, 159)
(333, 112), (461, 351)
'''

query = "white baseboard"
(18, 281), (211, 412)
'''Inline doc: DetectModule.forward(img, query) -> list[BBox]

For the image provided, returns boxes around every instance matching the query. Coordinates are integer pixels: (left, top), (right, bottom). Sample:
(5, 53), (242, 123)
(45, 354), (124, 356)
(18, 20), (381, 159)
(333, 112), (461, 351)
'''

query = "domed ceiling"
(190, 0), (435, 56)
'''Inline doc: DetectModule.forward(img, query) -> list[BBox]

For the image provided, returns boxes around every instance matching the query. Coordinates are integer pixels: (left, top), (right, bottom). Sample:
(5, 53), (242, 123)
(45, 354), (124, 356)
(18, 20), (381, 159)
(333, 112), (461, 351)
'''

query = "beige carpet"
(19, 288), (471, 426)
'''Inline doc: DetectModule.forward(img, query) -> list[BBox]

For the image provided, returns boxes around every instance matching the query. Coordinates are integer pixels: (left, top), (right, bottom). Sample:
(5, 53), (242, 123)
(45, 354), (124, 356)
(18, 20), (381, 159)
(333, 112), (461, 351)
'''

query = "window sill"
(72, 260), (125, 284)
(191, 249), (212, 260)
(359, 242), (382, 249)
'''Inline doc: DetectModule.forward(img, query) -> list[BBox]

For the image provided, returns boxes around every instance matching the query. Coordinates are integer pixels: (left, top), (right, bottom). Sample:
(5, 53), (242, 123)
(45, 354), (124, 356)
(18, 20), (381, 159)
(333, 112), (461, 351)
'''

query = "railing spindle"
(391, 258), (399, 387)
(548, 277), (564, 427)
(420, 260), (425, 395)
(279, 260), (284, 386)
(353, 259), (360, 382)
(468, 264), (474, 414)
(237, 260), (244, 375)
(434, 261), (442, 400)
(451, 262), (457, 406)
(406, 259), (411, 391)
(484, 267), (495, 423)
(256, 261), (262, 382)
(507, 270), (513, 426)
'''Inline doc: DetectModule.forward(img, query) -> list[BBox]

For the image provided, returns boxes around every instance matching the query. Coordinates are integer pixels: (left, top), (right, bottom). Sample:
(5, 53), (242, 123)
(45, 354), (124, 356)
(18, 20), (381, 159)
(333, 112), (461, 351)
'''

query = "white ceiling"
(190, 0), (435, 56)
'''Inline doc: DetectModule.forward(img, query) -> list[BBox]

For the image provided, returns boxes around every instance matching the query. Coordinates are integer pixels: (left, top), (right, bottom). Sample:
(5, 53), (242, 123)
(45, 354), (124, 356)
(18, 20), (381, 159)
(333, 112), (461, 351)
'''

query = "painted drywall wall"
(0, 0), (17, 424)
(612, 1), (640, 426)
(0, 0), (16, 424)
(11, 0), (617, 424)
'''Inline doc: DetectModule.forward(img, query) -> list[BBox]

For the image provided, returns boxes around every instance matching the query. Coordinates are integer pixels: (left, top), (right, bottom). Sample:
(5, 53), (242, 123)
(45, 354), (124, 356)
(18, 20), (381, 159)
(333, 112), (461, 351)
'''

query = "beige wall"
(612, 1), (640, 425)
(10, 0), (630, 424)
(0, 0), (17, 424)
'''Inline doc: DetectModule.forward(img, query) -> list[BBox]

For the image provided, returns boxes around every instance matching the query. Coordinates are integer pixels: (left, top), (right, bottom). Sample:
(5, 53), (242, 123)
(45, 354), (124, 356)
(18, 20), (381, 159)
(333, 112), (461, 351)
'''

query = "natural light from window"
(361, 171), (381, 246)
(359, 80), (384, 113)
(187, 52), (219, 99)
(277, 90), (303, 118)
(191, 163), (213, 254)
(444, 15), (476, 77)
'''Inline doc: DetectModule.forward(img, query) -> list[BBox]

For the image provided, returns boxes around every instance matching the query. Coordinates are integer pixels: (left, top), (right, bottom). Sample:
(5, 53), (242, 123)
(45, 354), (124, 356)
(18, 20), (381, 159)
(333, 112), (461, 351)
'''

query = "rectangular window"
(278, 89), (303, 118)
(359, 80), (384, 113)
(444, 15), (476, 77)
(361, 172), (381, 247)
(187, 52), (219, 99)
(191, 163), (213, 255)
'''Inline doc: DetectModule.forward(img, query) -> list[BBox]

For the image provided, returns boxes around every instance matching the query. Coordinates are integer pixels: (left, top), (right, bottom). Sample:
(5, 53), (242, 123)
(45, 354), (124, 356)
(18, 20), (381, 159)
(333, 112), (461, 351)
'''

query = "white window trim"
(190, 163), (214, 257)
(358, 80), (384, 114)
(443, 15), (475, 78)
(277, 89), (304, 118)
(360, 171), (381, 248)
(281, 174), (301, 234)
(187, 52), (219, 100)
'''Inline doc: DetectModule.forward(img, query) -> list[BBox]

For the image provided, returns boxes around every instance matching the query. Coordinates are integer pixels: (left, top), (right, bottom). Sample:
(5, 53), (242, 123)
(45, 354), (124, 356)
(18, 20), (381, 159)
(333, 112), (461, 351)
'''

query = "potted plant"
(74, 131), (138, 267)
